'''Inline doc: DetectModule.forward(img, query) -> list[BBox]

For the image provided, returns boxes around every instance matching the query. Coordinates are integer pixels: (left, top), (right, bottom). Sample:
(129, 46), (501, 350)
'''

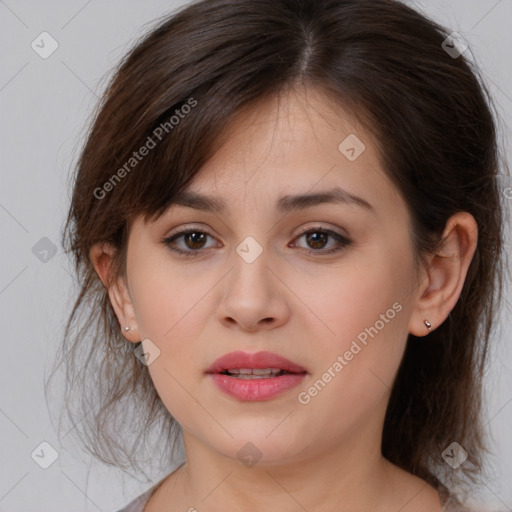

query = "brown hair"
(48, 0), (509, 497)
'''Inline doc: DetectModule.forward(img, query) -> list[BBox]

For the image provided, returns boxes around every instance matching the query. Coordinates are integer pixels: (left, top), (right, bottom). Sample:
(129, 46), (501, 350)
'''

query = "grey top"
(115, 470), (171, 512)
(116, 486), (155, 512)
(115, 481), (493, 512)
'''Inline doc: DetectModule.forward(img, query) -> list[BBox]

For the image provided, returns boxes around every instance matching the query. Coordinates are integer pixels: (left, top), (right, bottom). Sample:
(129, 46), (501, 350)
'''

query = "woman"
(51, 0), (509, 510)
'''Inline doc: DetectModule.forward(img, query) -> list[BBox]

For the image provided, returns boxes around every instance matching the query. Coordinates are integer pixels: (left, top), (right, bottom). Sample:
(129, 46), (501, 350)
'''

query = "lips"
(205, 350), (308, 401)
(205, 350), (307, 375)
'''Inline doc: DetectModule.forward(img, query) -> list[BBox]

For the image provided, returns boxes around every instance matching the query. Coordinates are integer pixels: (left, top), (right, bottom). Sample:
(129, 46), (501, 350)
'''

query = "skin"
(91, 86), (478, 512)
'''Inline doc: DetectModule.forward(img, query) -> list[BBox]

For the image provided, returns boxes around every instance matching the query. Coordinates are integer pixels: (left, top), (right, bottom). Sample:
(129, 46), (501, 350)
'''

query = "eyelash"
(161, 226), (352, 257)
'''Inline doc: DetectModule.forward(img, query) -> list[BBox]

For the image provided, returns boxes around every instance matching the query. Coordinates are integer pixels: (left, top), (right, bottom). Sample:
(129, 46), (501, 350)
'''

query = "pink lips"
(205, 350), (308, 401)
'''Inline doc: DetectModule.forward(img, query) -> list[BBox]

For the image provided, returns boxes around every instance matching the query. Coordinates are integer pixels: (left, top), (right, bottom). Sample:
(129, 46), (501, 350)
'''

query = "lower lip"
(208, 373), (307, 401)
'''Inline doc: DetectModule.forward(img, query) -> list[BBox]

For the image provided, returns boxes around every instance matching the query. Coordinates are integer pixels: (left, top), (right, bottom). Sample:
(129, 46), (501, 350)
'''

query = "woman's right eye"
(162, 229), (218, 257)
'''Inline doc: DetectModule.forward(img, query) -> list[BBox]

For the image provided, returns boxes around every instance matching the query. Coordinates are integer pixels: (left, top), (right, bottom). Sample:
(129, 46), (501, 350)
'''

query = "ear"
(408, 212), (478, 337)
(89, 242), (140, 343)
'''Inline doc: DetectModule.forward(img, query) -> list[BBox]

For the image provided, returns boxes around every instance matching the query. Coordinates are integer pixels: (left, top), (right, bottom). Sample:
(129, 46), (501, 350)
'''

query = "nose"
(216, 243), (291, 332)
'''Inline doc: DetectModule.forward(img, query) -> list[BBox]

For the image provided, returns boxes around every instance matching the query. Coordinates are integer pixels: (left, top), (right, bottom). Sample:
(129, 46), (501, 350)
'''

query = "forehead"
(207, 86), (369, 164)
(173, 87), (401, 216)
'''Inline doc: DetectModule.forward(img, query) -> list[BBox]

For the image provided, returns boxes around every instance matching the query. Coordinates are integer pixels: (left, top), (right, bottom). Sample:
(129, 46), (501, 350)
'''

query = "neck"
(178, 423), (398, 511)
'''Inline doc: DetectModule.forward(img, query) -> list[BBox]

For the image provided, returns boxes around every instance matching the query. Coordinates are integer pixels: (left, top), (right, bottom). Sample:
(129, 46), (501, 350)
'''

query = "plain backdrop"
(0, 1), (511, 511)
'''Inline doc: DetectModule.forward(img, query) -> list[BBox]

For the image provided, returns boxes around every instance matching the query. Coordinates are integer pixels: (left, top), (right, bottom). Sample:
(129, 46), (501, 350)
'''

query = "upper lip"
(205, 350), (307, 374)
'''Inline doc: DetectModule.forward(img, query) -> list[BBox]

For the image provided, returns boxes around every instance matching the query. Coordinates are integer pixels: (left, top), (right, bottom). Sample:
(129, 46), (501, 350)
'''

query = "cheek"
(127, 254), (215, 422)
(129, 251), (210, 340)
(296, 248), (411, 350)
(294, 247), (413, 410)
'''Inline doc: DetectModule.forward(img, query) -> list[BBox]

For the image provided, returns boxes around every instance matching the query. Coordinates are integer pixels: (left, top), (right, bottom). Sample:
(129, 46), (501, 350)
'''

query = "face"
(120, 87), (423, 466)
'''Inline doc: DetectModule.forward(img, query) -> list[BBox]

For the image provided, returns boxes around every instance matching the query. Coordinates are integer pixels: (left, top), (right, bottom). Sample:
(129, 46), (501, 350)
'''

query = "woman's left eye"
(161, 227), (352, 257)
(291, 227), (352, 254)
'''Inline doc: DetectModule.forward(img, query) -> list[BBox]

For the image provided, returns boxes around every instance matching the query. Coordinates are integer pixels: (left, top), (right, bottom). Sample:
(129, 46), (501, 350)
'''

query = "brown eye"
(162, 229), (218, 256)
(291, 228), (352, 255)
(182, 231), (207, 250)
(305, 231), (329, 249)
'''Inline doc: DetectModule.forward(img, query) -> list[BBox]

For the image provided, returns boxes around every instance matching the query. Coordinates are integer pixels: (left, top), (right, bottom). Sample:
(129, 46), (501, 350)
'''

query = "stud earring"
(124, 326), (131, 331)
(424, 319), (432, 331)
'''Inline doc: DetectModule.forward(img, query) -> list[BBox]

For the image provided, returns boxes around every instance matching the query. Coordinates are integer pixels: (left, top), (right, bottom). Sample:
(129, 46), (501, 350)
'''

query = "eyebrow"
(171, 186), (374, 214)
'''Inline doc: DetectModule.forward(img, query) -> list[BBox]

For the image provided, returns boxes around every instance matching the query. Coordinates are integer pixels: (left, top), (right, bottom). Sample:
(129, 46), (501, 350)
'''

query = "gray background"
(0, 1), (511, 511)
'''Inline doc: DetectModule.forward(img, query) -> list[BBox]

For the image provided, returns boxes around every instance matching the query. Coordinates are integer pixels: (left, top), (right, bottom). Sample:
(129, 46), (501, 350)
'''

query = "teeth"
(223, 368), (286, 378)
(226, 368), (282, 375)
(234, 374), (276, 379)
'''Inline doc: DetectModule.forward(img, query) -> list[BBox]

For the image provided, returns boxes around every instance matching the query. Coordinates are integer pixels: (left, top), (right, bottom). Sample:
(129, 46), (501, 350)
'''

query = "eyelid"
(293, 222), (349, 238)
(165, 223), (215, 238)
(164, 222), (349, 240)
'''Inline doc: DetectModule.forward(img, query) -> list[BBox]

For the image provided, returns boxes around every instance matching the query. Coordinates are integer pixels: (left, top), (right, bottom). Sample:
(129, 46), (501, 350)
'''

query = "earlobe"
(89, 242), (140, 343)
(108, 277), (140, 343)
(408, 212), (478, 337)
